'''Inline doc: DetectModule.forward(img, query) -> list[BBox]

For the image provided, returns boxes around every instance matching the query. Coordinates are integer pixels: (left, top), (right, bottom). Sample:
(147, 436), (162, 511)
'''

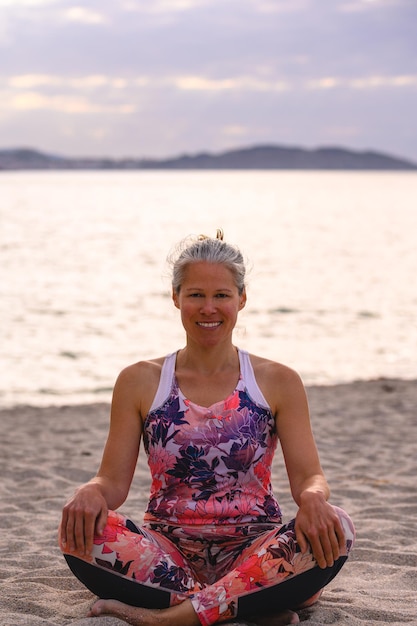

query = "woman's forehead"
(181, 262), (235, 282)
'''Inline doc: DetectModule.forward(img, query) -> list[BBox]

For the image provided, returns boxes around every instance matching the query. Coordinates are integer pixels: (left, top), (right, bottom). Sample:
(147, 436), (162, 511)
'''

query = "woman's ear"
(172, 290), (180, 309)
(239, 288), (247, 311)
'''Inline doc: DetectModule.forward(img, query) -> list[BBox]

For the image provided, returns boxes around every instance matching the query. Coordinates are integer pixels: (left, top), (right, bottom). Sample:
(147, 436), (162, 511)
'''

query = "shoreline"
(1, 377), (417, 625)
(2, 375), (416, 412)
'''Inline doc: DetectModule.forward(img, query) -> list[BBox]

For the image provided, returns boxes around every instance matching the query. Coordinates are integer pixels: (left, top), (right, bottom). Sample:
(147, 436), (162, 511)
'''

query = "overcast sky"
(1, 0), (416, 161)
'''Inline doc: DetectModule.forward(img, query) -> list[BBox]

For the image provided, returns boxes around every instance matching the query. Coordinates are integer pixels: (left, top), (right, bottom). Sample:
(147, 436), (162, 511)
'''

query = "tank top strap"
(238, 348), (271, 409)
(148, 351), (177, 412)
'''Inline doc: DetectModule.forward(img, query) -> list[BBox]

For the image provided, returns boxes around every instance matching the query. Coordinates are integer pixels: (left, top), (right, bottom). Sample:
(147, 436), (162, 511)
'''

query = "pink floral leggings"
(62, 507), (355, 626)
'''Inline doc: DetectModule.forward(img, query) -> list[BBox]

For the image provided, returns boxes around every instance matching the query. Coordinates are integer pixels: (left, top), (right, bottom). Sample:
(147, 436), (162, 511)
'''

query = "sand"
(1, 378), (416, 626)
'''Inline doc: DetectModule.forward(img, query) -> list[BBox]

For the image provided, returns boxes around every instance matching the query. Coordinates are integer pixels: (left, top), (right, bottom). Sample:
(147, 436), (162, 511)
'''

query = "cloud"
(307, 77), (342, 90)
(172, 75), (291, 93)
(307, 74), (417, 90)
(9, 74), (62, 88)
(8, 74), (134, 90)
(221, 125), (250, 137)
(0, 0), (59, 5)
(62, 6), (108, 24)
(349, 74), (417, 88)
(10, 92), (96, 113)
(1, 90), (136, 114)
(173, 76), (236, 91)
(118, 0), (213, 16)
(339, 0), (407, 12)
(6, 74), (417, 106)
(248, 0), (311, 14)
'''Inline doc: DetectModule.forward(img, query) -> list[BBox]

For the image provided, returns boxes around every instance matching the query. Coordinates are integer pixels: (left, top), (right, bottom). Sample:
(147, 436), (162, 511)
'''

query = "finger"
(84, 512), (97, 556)
(330, 527), (341, 562)
(312, 538), (327, 569)
(96, 507), (108, 537)
(74, 513), (86, 555)
(64, 512), (76, 553)
(295, 526), (308, 554)
(59, 511), (68, 548)
(336, 518), (346, 551)
(304, 525), (329, 569)
(320, 522), (345, 567)
(320, 533), (335, 568)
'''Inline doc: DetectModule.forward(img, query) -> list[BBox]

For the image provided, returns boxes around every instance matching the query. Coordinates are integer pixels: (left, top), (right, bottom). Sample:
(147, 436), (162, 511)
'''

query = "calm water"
(1, 170), (416, 407)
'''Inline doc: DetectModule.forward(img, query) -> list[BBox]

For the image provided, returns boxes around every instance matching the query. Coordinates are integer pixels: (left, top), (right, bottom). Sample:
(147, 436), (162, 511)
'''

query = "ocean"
(1, 170), (416, 407)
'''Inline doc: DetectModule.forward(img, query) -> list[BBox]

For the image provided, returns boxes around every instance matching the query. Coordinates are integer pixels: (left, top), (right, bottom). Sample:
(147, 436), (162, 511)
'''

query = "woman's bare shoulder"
(117, 356), (166, 386)
(248, 353), (303, 384)
(111, 356), (168, 417)
(247, 352), (306, 411)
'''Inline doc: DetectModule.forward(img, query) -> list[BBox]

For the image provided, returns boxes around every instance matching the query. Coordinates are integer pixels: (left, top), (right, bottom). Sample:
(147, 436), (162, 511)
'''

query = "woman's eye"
(188, 293), (229, 298)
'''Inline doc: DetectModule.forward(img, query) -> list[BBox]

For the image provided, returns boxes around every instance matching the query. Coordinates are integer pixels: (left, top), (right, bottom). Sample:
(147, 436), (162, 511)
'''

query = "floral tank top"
(142, 349), (282, 525)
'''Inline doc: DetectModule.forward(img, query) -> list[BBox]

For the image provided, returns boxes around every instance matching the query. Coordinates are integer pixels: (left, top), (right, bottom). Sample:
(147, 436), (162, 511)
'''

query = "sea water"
(1, 170), (416, 407)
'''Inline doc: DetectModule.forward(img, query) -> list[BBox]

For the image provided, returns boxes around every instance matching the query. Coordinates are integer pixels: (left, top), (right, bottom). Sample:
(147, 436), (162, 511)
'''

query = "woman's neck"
(175, 344), (240, 407)
(176, 343), (239, 376)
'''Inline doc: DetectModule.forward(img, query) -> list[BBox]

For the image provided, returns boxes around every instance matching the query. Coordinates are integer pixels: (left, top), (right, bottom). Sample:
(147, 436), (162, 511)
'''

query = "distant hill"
(0, 145), (416, 171)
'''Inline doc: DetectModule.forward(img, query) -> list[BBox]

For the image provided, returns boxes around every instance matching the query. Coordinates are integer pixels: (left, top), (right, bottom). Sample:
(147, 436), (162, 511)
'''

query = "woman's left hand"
(295, 491), (345, 569)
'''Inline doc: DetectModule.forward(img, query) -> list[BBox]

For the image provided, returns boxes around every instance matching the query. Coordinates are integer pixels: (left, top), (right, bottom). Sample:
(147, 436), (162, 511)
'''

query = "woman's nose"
(200, 298), (217, 314)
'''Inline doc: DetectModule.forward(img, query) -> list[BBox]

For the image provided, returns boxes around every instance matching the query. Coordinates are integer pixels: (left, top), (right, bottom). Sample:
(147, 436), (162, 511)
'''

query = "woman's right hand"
(59, 482), (108, 557)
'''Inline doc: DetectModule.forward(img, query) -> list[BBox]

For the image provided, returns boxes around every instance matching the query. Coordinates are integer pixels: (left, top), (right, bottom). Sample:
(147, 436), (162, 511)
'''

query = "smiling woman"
(59, 230), (355, 626)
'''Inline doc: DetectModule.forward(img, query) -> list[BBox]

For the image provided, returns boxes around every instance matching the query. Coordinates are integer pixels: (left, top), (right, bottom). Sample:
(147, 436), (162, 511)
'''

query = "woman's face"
(172, 261), (246, 347)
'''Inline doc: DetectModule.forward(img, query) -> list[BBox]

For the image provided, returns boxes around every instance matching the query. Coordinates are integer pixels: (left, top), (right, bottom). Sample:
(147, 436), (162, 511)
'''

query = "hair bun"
(198, 228), (224, 242)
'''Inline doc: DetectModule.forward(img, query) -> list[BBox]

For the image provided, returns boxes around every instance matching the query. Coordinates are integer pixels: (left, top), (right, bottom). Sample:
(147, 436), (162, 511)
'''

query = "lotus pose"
(59, 230), (355, 626)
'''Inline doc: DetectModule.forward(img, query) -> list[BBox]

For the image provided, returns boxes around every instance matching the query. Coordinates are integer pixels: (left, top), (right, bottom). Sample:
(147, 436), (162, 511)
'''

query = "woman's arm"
(258, 359), (345, 569)
(60, 360), (159, 557)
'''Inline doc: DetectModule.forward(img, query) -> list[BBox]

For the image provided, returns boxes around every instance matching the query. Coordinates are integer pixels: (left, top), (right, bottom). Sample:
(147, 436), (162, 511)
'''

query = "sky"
(1, 0), (416, 161)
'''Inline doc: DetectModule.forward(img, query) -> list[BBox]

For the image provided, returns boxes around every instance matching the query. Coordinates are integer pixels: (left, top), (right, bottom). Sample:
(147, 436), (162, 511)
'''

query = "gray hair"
(170, 229), (246, 295)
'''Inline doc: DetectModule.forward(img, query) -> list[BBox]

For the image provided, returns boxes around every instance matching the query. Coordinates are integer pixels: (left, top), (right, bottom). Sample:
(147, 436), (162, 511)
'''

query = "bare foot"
(255, 610), (300, 625)
(87, 600), (157, 625)
(87, 598), (200, 626)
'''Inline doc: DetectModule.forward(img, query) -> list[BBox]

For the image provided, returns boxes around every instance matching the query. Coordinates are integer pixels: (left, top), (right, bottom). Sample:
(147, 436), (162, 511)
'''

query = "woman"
(59, 230), (355, 626)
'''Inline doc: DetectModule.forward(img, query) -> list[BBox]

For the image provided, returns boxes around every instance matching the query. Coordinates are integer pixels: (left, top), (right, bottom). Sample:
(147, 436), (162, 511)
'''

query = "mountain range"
(0, 145), (416, 171)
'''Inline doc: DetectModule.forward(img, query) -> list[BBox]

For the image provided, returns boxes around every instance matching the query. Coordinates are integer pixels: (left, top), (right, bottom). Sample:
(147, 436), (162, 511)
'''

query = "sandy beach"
(1, 378), (416, 626)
